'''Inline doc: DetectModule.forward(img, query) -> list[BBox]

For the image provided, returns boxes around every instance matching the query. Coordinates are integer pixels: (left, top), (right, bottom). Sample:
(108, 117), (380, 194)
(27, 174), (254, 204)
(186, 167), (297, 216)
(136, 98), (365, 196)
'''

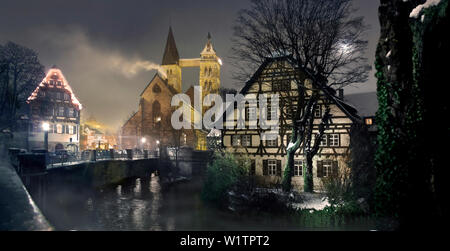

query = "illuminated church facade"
(120, 27), (221, 151)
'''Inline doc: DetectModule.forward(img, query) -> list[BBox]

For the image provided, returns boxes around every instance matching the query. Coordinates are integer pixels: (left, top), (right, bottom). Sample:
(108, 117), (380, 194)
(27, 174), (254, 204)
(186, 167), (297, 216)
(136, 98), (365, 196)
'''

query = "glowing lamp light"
(156, 140), (160, 145)
(141, 137), (147, 144)
(42, 122), (50, 132)
(365, 118), (373, 126)
(156, 117), (162, 122)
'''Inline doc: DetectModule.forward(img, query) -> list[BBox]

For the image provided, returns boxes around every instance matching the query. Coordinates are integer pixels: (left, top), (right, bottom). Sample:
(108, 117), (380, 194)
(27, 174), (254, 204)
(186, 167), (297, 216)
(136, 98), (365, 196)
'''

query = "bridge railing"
(47, 150), (159, 169)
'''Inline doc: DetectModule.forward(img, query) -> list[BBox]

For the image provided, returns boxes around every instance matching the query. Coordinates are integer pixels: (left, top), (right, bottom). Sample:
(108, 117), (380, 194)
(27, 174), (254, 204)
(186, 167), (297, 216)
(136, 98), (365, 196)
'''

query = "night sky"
(0, 0), (380, 129)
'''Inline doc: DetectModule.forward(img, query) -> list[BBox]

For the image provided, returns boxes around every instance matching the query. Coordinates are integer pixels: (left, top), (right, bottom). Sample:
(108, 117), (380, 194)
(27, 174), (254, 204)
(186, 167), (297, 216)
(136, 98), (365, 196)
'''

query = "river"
(40, 176), (375, 231)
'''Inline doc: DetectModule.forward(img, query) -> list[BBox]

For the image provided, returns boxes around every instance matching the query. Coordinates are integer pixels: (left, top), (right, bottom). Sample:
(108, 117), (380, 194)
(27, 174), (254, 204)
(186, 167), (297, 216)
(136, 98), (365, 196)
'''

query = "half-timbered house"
(26, 66), (82, 152)
(222, 56), (361, 191)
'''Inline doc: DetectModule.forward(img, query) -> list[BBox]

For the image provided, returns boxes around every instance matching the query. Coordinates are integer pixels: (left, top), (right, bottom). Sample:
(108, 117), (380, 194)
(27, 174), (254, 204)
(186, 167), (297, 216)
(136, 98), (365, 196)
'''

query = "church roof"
(162, 27), (180, 65)
(140, 73), (178, 97)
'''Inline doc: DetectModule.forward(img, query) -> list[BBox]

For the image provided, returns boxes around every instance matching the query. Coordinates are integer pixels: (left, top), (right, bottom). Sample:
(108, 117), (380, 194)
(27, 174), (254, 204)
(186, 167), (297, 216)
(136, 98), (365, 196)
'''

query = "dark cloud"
(0, 0), (379, 129)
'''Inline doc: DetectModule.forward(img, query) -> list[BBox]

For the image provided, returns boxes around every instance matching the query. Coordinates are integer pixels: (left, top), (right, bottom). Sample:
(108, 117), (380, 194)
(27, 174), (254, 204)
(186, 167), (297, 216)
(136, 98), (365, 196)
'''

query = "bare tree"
(231, 0), (370, 192)
(0, 42), (45, 129)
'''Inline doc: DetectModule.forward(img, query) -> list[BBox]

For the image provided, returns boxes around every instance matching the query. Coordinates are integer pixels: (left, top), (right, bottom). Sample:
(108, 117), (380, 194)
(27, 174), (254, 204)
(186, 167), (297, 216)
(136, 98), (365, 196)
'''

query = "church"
(120, 27), (221, 151)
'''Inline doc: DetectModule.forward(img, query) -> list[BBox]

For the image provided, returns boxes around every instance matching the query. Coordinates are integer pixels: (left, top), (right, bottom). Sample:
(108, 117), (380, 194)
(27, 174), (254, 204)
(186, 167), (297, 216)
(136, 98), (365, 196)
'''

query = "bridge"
(1, 148), (211, 230)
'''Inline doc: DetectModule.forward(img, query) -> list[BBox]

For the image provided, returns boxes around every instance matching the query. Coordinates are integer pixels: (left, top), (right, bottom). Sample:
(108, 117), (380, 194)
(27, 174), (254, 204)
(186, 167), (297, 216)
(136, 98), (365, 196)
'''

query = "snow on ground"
(291, 192), (330, 211)
(410, 0), (442, 18)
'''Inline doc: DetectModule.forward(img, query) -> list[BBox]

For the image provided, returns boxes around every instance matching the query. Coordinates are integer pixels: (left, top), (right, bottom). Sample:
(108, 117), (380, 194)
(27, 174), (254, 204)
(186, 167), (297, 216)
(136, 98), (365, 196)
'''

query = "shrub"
(201, 152), (249, 204)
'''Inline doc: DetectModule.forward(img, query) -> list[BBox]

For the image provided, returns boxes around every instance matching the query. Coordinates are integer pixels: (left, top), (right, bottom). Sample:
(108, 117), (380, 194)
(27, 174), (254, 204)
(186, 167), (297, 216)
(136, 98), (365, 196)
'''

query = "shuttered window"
(317, 160), (339, 178)
(264, 160), (282, 176)
(263, 160), (268, 176)
(268, 160), (277, 176)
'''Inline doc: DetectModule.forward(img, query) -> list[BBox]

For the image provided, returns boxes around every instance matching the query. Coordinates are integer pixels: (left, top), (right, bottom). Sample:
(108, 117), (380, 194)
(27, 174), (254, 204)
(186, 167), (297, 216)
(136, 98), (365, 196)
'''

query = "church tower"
(199, 33), (221, 100)
(161, 27), (182, 93)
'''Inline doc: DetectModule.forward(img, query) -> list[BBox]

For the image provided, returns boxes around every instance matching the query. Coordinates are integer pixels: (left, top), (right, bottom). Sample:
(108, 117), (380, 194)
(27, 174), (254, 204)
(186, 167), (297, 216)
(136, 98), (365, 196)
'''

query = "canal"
(40, 176), (375, 231)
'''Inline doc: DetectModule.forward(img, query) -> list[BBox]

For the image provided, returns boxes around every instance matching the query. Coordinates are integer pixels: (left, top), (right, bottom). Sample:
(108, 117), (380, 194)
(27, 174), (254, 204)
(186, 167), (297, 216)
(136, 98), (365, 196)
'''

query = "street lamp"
(156, 140), (161, 158)
(141, 137), (147, 151)
(42, 122), (50, 152)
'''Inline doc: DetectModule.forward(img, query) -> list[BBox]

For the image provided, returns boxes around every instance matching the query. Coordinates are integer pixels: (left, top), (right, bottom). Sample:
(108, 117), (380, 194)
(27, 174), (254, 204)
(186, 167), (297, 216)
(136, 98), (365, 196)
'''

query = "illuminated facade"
(80, 117), (118, 150)
(121, 27), (219, 151)
(222, 57), (362, 191)
(26, 66), (82, 152)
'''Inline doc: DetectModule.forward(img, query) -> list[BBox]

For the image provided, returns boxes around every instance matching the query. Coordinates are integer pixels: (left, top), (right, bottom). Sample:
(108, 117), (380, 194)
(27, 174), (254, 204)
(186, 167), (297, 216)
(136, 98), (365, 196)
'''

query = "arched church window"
(209, 67), (212, 76)
(153, 101), (162, 129)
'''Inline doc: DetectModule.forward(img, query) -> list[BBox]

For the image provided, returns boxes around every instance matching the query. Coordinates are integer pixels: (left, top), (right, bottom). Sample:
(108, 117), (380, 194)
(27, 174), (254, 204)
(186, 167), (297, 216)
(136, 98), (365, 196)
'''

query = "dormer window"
(57, 81), (62, 86)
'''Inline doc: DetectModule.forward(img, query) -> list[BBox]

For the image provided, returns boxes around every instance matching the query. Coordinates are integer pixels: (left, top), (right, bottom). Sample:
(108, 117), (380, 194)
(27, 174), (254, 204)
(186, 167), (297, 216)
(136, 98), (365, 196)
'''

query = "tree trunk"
(282, 147), (296, 192)
(304, 153), (314, 193)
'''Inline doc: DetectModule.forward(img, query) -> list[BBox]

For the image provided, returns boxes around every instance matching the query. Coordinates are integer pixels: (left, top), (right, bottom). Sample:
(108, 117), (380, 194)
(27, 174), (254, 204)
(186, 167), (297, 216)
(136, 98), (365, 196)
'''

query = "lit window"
(69, 125), (74, 134)
(242, 135), (251, 147)
(294, 160), (303, 176)
(56, 124), (63, 134)
(268, 160), (277, 176)
(365, 118), (373, 125)
(329, 134), (340, 147)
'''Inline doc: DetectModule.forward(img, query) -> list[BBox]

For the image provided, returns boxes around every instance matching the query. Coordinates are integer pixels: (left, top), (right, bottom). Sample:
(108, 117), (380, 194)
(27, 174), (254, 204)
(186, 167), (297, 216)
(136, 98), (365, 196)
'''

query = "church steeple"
(162, 27), (180, 65)
(201, 32), (216, 55)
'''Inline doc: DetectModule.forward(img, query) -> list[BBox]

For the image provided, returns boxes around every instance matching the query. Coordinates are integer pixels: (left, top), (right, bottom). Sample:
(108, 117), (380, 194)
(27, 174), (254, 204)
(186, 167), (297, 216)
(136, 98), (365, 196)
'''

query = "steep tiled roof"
(222, 56), (362, 123)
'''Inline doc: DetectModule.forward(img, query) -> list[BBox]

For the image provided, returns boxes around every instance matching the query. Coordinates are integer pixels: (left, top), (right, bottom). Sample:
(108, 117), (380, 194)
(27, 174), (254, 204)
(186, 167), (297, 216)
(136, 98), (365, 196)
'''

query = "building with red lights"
(26, 66), (82, 152)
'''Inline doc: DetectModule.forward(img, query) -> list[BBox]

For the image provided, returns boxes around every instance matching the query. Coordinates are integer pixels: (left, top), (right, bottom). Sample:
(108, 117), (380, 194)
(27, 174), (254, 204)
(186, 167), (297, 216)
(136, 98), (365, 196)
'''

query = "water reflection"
(42, 176), (375, 231)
